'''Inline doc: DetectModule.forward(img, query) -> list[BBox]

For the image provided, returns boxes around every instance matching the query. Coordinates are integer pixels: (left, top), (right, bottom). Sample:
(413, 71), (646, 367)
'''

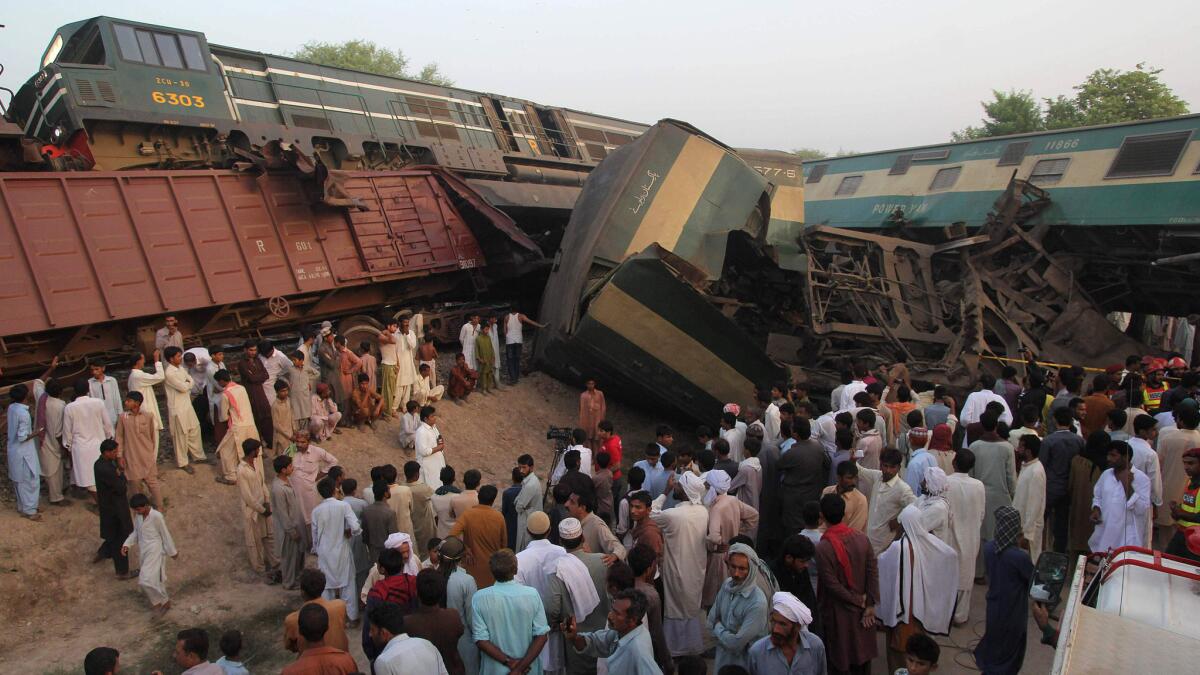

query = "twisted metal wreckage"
(535, 120), (1149, 422)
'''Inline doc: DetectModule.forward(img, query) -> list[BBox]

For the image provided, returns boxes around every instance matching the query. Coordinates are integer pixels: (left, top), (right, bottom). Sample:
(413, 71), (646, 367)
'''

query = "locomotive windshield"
(41, 35), (64, 67)
(43, 23), (107, 66)
(113, 23), (207, 72)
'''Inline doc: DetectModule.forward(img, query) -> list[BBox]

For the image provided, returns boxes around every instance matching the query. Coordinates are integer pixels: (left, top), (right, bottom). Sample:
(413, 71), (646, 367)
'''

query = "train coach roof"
(802, 112), (1200, 165)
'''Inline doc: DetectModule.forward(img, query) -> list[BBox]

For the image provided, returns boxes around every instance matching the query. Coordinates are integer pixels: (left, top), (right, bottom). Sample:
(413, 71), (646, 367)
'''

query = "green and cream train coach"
(801, 114), (1200, 231)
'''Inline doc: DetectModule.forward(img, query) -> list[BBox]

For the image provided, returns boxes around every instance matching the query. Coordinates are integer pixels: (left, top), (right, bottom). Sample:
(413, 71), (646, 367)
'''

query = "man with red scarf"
(816, 493), (879, 674)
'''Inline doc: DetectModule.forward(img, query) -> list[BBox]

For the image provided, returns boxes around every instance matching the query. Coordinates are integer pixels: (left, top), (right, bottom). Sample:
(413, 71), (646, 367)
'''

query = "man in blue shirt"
(7, 384), (41, 520)
(746, 591), (826, 675)
(472, 549), (550, 674)
(564, 588), (662, 674)
(633, 444), (669, 498)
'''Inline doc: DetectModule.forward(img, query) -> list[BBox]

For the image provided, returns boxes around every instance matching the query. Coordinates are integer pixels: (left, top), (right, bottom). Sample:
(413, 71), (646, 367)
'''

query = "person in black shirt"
(94, 439), (134, 578)
(774, 534), (821, 638)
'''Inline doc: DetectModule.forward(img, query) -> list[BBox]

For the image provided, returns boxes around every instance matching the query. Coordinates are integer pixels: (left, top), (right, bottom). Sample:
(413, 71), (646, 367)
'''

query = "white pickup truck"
(1051, 546), (1200, 673)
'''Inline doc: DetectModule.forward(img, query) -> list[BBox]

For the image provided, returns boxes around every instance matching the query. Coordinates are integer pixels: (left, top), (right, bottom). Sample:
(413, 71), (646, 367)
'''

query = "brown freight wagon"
(0, 167), (542, 376)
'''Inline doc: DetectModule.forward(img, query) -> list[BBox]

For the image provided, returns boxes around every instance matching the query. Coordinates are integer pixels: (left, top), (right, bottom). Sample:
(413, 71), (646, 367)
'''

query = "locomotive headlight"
(51, 125), (65, 142)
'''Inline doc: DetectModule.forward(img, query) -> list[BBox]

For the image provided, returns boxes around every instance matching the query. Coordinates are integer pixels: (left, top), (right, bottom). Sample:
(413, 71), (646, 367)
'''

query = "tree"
(791, 147), (827, 161)
(1042, 95), (1085, 130)
(791, 147), (857, 160)
(292, 40), (453, 85)
(1062, 63), (1188, 127)
(952, 89), (1044, 142)
(952, 66), (1188, 140)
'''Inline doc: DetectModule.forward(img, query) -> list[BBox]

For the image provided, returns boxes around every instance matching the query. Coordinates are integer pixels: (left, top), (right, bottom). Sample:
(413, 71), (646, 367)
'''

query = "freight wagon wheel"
(268, 296), (291, 318)
(338, 315), (384, 350)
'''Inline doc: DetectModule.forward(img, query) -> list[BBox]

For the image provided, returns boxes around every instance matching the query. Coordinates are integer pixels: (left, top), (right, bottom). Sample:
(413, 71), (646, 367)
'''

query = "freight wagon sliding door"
(337, 173), (485, 279)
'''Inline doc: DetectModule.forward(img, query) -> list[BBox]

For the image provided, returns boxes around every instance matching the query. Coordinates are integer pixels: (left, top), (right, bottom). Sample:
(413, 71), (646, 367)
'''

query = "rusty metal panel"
(255, 174), (335, 288)
(0, 167), (532, 361)
(0, 177), (113, 330)
(336, 172), (489, 279)
(212, 174), (299, 297)
(119, 174), (244, 306)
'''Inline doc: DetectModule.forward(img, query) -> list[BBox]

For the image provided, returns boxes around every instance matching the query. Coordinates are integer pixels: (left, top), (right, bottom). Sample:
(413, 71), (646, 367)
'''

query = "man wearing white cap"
(649, 471), (710, 657)
(548, 517), (609, 675)
(515, 512), (571, 673)
(746, 591), (826, 675)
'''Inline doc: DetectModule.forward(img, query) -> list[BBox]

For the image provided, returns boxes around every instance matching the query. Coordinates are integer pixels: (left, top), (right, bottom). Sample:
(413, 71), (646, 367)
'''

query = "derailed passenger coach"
(535, 120), (792, 422)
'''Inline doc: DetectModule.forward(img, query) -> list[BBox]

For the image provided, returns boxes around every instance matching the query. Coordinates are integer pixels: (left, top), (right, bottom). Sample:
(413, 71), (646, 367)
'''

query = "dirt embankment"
(0, 371), (663, 674)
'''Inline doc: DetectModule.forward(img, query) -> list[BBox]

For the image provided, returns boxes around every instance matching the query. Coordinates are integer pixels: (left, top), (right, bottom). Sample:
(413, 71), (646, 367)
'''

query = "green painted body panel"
(801, 115), (1200, 229)
(804, 114), (1200, 177)
(803, 180), (1200, 229)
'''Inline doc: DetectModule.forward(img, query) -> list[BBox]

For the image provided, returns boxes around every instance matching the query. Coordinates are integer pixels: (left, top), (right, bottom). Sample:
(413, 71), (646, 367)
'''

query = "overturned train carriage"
(0, 166), (541, 375)
(535, 120), (791, 422)
(536, 120), (1152, 423)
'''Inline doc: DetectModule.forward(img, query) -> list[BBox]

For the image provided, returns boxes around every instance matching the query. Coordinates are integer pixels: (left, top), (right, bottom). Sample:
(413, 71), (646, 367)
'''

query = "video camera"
(546, 426), (573, 443)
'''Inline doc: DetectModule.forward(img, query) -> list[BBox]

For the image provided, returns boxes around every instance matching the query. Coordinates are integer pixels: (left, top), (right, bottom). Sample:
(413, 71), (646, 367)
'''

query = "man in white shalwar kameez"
(413, 364), (444, 407)
(1089, 441), (1151, 553)
(878, 505), (959, 638)
(651, 471), (710, 657)
(213, 370), (260, 485)
(122, 494), (178, 613)
(944, 450), (986, 625)
(1013, 436), (1047, 564)
(458, 317), (479, 371)
(915, 467), (951, 545)
(514, 512), (570, 672)
(62, 383), (114, 495)
(311, 477), (363, 621)
(958, 376), (1013, 448)
(487, 316), (502, 386)
(1128, 416), (1164, 547)
(164, 348), (205, 471)
(394, 319), (420, 413)
(88, 365), (123, 427)
(35, 379), (69, 505)
(259, 343), (291, 402)
(127, 351), (165, 453)
(415, 407), (446, 489)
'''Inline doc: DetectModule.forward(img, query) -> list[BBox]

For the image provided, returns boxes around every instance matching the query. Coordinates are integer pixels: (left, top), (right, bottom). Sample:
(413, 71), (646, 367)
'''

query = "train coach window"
(834, 175), (863, 196)
(113, 24), (208, 72)
(1106, 130), (1192, 178)
(929, 166), (961, 191)
(805, 164), (828, 184)
(997, 141), (1031, 166)
(1029, 158), (1070, 186)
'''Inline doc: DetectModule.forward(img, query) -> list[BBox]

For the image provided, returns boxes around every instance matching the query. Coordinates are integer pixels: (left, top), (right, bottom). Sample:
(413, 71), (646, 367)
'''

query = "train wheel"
(337, 315), (384, 349)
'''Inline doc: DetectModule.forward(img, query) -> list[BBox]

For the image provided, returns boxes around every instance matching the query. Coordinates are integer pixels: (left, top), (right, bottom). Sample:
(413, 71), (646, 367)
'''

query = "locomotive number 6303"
(151, 91), (205, 108)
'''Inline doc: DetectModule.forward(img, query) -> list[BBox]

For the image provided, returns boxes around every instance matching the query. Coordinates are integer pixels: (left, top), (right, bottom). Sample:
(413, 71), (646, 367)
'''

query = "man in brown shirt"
(449, 484), (507, 588)
(628, 542), (673, 675)
(281, 603), (358, 675)
(283, 569), (350, 654)
(628, 491), (663, 563)
(115, 391), (164, 510)
(403, 569), (466, 675)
